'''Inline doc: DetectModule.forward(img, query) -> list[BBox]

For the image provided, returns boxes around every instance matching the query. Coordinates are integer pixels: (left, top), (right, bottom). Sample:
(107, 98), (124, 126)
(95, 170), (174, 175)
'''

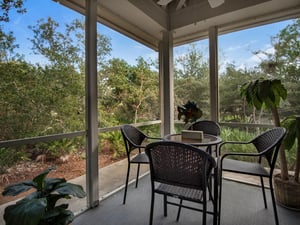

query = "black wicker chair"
(120, 124), (162, 204)
(188, 120), (221, 136)
(218, 127), (286, 225)
(145, 141), (217, 225)
(188, 120), (221, 155)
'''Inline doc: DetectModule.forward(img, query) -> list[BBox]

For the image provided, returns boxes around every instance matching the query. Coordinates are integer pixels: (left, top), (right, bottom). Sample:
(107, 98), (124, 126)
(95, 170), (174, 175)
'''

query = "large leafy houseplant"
(2, 166), (86, 225)
(240, 78), (300, 209)
(281, 115), (300, 183)
(240, 78), (288, 179)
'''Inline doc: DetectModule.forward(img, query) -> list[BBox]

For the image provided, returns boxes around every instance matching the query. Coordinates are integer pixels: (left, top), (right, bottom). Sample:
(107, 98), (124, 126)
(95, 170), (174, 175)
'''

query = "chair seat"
(130, 152), (149, 164)
(156, 183), (203, 202)
(222, 158), (269, 177)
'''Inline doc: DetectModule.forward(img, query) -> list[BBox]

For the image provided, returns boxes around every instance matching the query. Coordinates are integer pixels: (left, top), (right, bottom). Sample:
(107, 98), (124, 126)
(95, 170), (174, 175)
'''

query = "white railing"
(0, 120), (162, 148)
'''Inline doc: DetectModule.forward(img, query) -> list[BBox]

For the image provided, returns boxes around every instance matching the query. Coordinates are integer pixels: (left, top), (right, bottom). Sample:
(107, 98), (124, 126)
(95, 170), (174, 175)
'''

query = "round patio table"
(164, 133), (222, 149)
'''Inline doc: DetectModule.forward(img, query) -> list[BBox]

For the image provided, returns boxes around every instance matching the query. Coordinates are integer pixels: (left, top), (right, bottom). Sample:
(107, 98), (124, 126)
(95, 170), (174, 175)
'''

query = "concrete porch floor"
(72, 173), (299, 225)
(1, 158), (299, 225)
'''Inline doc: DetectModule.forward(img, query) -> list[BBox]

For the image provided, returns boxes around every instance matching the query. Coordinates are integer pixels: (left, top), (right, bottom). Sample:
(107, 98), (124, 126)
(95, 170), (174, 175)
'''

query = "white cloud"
(225, 40), (258, 52)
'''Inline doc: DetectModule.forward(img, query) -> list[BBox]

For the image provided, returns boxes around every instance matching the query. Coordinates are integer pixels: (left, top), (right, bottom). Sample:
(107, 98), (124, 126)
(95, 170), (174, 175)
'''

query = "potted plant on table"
(240, 78), (300, 210)
(2, 166), (86, 225)
(177, 100), (203, 125)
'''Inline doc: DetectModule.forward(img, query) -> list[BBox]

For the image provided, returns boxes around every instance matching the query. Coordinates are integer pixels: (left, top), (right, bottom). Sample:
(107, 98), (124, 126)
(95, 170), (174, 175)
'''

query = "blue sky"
(1, 0), (294, 70)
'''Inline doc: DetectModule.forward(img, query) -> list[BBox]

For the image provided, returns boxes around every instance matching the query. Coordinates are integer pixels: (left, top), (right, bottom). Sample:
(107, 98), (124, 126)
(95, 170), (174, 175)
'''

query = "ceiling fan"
(157, 0), (225, 9)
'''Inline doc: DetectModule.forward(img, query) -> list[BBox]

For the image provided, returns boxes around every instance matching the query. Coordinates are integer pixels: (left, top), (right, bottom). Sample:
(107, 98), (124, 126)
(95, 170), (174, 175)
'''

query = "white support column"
(85, 0), (99, 208)
(159, 31), (174, 136)
(209, 26), (219, 122)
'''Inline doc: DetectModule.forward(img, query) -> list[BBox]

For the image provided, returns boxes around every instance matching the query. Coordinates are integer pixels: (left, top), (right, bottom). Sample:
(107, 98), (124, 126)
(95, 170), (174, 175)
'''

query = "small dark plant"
(177, 100), (203, 124)
(2, 166), (86, 225)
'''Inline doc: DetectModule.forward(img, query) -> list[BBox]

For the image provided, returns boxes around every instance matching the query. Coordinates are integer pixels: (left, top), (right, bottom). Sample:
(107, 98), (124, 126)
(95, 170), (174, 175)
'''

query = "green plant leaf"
(4, 198), (47, 225)
(53, 182), (86, 198)
(47, 194), (69, 210)
(45, 177), (66, 192)
(33, 166), (55, 191)
(43, 207), (74, 225)
(282, 115), (299, 150)
(240, 78), (286, 112)
(2, 180), (35, 196)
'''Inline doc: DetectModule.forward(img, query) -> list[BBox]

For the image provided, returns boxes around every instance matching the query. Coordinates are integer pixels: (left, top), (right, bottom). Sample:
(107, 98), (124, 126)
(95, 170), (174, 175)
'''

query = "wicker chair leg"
(203, 191), (207, 225)
(260, 176), (267, 208)
(218, 171), (223, 225)
(123, 164), (130, 204)
(135, 163), (140, 188)
(270, 178), (279, 225)
(176, 199), (183, 221)
(149, 192), (155, 225)
(163, 194), (168, 217)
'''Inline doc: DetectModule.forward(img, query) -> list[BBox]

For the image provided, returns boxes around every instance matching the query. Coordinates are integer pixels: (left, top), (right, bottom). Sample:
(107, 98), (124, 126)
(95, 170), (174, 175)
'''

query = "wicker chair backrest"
(252, 127), (286, 167)
(146, 141), (216, 190)
(188, 120), (221, 136)
(121, 125), (147, 153)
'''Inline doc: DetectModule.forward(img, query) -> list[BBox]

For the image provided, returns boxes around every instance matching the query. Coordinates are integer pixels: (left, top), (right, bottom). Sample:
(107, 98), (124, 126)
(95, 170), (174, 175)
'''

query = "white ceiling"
(54, 0), (300, 50)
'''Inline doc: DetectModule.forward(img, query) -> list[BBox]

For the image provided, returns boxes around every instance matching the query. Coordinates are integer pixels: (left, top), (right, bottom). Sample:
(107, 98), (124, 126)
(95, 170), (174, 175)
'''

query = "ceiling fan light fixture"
(208, 0), (225, 8)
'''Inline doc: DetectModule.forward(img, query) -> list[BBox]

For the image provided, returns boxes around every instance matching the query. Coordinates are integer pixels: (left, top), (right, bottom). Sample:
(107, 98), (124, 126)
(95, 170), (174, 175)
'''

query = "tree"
(175, 43), (208, 79)
(28, 17), (112, 70)
(174, 43), (210, 118)
(100, 57), (159, 125)
(0, 0), (26, 22)
(0, 0), (24, 62)
(219, 64), (265, 123)
(0, 29), (22, 62)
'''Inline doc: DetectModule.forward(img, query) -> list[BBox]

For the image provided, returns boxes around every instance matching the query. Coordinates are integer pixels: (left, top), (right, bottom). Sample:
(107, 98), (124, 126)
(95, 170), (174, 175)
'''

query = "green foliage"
(0, 147), (27, 174)
(0, 0), (26, 22)
(37, 139), (77, 158)
(282, 116), (300, 150)
(99, 131), (124, 158)
(0, 61), (85, 140)
(28, 17), (111, 71)
(240, 78), (287, 111)
(175, 43), (208, 79)
(174, 44), (210, 119)
(138, 124), (161, 140)
(281, 116), (300, 181)
(255, 19), (300, 117)
(100, 57), (159, 125)
(0, 29), (22, 62)
(2, 166), (86, 225)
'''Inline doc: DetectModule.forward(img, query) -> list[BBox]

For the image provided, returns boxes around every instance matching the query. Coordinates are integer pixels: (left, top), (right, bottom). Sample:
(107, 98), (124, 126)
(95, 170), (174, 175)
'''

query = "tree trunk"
(272, 107), (289, 181)
(295, 141), (300, 183)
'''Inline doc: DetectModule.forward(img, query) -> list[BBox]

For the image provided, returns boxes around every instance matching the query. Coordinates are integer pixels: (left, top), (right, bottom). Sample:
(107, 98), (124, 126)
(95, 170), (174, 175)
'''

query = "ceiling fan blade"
(176, 0), (186, 10)
(157, 0), (174, 6)
(208, 0), (225, 8)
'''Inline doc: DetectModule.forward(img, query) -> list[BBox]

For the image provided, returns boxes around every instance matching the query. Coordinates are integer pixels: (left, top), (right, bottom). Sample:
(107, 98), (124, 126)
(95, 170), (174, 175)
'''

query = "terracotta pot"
(274, 174), (300, 211)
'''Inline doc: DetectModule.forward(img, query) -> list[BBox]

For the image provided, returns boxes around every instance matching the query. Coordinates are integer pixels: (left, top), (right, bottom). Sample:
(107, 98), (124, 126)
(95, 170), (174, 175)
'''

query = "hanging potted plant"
(2, 166), (86, 225)
(240, 78), (300, 210)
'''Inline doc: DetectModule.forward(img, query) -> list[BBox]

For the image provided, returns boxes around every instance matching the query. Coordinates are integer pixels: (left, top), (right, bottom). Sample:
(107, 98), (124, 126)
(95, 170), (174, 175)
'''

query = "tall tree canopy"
(0, 0), (26, 22)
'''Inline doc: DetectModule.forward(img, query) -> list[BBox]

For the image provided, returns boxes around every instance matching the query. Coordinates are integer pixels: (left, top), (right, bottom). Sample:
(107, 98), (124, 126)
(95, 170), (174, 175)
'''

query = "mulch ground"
(0, 149), (123, 205)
